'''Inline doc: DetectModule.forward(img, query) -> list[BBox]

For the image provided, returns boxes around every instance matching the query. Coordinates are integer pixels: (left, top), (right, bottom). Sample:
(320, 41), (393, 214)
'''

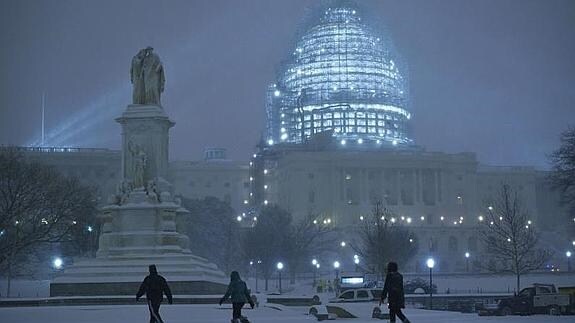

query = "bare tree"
(0, 149), (98, 297)
(550, 126), (575, 222)
(351, 202), (418, 280)
(243, 205), (292, 291)
(180, 196), (242, 273)
(479, 184), (552, 292)
(284, 213), (337, 284)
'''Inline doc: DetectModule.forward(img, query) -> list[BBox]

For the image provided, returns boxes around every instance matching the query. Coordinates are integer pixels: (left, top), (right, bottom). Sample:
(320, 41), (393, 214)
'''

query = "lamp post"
(354, 255), (360, 272)
(426, 258), (435, 310)
(312, 259), (318, 286)
(277, 262), (284, 294)
(567, 251), (572, 272)
(333, 261), (340, 296)
(465, 252), (470, 272)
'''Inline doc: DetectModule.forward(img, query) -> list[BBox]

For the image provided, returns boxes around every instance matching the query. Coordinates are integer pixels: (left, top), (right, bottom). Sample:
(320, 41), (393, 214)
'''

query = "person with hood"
(219, 271), (255, 323)
(136, 264), (173, 323)
(380, 262), (410, 323)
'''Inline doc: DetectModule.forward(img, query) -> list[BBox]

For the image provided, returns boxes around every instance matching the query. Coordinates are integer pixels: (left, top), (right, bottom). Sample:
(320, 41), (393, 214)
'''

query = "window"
(357, 290), (369, 298)
(340, 291), (354, 299)
(448, 236), (458, 253)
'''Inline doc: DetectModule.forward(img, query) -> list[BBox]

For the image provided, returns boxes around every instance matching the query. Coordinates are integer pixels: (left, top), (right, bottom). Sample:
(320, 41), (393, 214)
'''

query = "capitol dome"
(265, 3), (412, 148)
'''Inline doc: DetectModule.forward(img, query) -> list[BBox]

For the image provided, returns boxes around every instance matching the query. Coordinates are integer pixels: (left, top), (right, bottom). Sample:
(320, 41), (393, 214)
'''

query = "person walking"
(136, 264), (173, 323)
(219, 271), (255, 323)
(380, 262), (410, 323)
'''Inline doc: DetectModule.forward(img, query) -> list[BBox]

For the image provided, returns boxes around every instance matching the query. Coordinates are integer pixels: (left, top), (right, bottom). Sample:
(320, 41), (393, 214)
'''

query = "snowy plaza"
(1, 304), (574, 323)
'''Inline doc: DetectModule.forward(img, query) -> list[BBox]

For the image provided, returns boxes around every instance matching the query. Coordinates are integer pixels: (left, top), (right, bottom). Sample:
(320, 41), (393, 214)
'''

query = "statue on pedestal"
(130, 47), (165, 105)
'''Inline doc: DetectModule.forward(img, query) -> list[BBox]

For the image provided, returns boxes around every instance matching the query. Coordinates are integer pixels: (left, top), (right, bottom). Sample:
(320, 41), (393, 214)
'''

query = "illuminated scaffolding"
(266, 5), (412, 148)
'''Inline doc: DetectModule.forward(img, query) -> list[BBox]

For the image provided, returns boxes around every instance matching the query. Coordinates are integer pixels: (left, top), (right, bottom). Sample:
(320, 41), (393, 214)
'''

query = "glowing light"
(359, 216), (364, 221)
(406, 217), (412, 223)
(354, 258), (360, 264)
(274, 90), (281, 97)
(277, 262), (284, 270)
(53, 257), (63, 269)
(267, 139), (274, 145)
(264, 185), (268, 190)
(312, 259), (318, 265)
(87, 226), (93, 232)
(243, 200), (248, 205)
(253, 217), (258, 221)
(420, 216), (425, 221)
(357, 138), (363, 144)
(390, 217), (396, 223)
(281, 133), (288, 140)
(340, 241), (346, 247)
(567, 251), (572, 258)
(488, 206), (493, 211)
(236, 216), (242, 222)
(465, 252), (470, 258)
(333, 261), (340, 269)
(426, 258), (435, 269)
(264, 169), (268, 174)
(478, 215), (484, 222)
(340, 139), (346, 145)
(440, 216), (444, 221)
(264, 200), (268, 205)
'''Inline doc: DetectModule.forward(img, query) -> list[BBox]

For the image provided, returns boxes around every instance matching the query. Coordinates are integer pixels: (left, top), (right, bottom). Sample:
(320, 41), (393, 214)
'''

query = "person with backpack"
(136, 264), (173, 323)
(219, 271), (255, 323)
(380, 262), (410, 323)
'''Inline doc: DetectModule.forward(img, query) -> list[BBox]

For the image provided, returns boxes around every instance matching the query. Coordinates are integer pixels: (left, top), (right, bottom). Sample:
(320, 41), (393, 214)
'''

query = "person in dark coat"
(136, 264), (173, 323)
(380, 262), (410, 323)
(219, 271), (255, 322)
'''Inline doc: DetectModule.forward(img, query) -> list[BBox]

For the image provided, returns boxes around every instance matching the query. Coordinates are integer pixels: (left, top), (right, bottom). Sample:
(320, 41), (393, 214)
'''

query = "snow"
(0, 304), (573, 323)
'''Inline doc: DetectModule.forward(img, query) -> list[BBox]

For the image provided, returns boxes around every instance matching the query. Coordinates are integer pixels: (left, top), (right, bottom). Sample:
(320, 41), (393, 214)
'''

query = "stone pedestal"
(50, 104), (227, 297)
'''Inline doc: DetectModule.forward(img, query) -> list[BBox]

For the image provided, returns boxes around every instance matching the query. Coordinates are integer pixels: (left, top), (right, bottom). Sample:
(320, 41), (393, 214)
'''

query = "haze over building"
(4, 1), (570, 274)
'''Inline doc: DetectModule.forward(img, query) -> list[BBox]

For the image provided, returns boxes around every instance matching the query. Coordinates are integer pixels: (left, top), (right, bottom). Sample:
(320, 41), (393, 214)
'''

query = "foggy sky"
(1, 0), (574, 168)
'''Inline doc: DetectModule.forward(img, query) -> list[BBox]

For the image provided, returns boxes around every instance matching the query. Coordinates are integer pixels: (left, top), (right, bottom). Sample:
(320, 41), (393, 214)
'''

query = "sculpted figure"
(130, 49), (146, 104)
(128, 142), (147, 188)
(130, 46), (165, 105)
(142, 47), (165, 105)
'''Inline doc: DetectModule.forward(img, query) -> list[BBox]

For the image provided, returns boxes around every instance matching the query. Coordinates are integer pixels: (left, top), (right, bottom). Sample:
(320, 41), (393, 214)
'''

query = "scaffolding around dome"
(266, 4), (412, 148)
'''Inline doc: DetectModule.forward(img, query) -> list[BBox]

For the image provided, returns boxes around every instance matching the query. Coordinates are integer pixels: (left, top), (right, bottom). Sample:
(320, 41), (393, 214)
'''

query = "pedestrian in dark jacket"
(219, 271), (254, 322)
(380, 262), (410, 323)
(136, 264), (173, 323)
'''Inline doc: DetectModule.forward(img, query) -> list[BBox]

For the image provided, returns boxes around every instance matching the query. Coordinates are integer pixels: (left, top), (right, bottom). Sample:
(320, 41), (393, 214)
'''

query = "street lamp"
(465, 252), (470, 272)
(353, 255), (360, 271)
(567, 251), (572, 272)
(333, 261), (341, 296)
(277, 262), (284, 294)
(426, 258), (435, 310)
(311, 258), (319, 287)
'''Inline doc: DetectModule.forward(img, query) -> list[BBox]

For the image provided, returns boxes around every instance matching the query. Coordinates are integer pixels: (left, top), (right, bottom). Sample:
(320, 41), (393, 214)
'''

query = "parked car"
(330, 288), (382, 303)
(478, 284), (572, 316)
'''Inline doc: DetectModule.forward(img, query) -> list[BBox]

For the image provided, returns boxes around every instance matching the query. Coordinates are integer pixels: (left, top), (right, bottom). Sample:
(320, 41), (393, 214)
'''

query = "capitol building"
(11, 2), (570, 273)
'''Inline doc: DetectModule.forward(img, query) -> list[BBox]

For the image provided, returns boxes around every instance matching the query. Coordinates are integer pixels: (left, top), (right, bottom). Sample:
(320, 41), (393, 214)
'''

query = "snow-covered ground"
(0, 304), (572, 323)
